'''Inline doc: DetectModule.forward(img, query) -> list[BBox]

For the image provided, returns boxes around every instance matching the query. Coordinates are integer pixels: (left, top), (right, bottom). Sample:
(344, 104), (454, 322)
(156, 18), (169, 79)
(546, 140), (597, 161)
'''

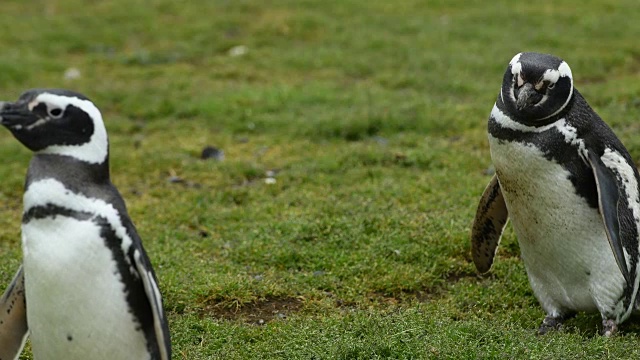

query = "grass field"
(2, 0), (640, 358)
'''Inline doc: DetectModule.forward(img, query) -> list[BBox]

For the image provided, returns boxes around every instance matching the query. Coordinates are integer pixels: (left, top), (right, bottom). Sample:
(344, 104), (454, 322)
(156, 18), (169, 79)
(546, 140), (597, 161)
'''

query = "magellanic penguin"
(471, 52), (640, 336)
(0, 89), (171, 359)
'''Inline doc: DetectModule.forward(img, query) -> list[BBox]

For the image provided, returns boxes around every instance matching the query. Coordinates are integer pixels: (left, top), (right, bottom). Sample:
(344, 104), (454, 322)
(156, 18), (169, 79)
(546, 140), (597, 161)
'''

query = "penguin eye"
(48, 107), (63, 119)
(548, 82), (556, 90)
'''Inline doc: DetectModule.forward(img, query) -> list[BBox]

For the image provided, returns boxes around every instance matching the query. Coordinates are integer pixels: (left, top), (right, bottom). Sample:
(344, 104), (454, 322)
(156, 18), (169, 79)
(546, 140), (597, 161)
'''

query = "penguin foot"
(538, 314), (573, 335)
(602, 319), (618, 337)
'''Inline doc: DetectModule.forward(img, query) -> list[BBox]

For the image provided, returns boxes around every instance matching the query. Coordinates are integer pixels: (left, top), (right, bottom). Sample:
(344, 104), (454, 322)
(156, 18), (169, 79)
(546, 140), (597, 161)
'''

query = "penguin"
(0, 89), (171, 359)
(471, 52), (640, 336)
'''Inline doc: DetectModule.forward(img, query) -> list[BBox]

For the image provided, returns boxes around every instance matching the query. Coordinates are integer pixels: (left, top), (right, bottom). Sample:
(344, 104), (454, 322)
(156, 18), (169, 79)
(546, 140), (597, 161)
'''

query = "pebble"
(167, 176), (185, 183)
(63, 67), (81, 80)
(201, 146), (224, 161)
(228, 45), (248, 57)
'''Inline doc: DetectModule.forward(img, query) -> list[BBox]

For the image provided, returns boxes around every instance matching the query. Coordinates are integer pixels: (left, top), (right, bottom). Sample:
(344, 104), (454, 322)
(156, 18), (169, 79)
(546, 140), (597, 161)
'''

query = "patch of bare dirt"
(444, 269), (479, 283)
(336, 271), (479, 308)
(203, 296), (303, 325)
(199, 271), (480, 323)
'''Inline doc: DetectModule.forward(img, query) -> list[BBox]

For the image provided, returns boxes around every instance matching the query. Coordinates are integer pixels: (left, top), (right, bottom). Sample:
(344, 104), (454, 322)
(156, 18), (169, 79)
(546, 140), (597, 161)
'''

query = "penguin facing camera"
(472, 52), (640, 336)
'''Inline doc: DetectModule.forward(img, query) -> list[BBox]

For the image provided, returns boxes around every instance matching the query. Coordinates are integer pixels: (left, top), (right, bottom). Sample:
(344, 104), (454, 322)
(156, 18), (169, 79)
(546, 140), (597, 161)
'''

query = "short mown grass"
(2, 0), (640, 358)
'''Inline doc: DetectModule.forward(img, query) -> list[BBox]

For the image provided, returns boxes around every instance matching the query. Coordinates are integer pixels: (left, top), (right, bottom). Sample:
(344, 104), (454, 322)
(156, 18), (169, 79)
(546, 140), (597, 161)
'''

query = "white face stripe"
(504, 54), (524, 105)
(558, 61), (572, 78)
(538, 61), (572, 87)
(500, 53), (522, 104)
(541, 69), (560, 84)
(509, 53), (522, 75)
(537, 94), (549, 104)
(31, 93), (108, 164)
(539, 77), (573, 121)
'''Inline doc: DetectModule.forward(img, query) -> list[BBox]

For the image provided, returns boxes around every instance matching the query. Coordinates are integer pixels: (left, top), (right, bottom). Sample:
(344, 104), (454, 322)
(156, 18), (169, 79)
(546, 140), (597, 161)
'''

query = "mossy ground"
(2, 1), (640, 358)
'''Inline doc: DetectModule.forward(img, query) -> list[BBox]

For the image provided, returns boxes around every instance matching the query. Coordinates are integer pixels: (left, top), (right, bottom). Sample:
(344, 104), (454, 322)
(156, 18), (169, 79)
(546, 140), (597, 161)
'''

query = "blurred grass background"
(1, 0), (640, 358)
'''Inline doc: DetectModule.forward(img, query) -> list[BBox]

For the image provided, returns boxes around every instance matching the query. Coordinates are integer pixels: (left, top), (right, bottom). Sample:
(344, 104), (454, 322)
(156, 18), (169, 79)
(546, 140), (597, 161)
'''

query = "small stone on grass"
(201, 146), (225, 161)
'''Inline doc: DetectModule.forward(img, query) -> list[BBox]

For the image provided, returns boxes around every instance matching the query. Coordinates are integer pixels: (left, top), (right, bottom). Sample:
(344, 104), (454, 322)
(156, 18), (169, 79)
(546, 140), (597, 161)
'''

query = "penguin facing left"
(0, 89), (171, 359)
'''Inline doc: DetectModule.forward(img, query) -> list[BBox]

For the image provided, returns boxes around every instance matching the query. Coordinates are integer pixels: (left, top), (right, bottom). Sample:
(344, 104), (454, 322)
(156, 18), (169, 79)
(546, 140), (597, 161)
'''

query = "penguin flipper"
(0, 265), (28, 360)
(587, 149), (632, 285)
(471, 174), (509, 274)
(130, 241), (171, 360)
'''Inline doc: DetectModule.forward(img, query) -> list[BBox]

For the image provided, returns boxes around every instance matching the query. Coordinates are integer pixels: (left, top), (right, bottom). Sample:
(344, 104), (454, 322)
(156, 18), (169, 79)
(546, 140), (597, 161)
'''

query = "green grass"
(2, 0), (640, 358)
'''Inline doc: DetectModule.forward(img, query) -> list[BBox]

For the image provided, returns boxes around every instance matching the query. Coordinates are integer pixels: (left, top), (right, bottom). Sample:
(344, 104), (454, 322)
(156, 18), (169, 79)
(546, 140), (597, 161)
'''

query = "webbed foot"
(538, 313), (574, 335)
(602, 319), (617, 337)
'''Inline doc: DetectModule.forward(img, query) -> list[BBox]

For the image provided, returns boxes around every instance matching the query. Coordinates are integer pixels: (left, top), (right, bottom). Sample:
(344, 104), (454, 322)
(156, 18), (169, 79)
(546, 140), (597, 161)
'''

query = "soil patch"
(204, 296), (303, 325)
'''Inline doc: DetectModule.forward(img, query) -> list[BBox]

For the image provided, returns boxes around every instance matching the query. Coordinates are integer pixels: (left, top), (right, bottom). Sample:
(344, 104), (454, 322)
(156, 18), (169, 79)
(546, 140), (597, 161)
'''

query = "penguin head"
(0, 89), (108, 164)
(501, 52), (574, 125)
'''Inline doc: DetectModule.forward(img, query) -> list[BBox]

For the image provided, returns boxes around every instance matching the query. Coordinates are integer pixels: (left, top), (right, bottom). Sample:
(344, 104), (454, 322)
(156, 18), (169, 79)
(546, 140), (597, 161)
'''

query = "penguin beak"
(515, 83), (542, 111)
(0, 101), (34, 129)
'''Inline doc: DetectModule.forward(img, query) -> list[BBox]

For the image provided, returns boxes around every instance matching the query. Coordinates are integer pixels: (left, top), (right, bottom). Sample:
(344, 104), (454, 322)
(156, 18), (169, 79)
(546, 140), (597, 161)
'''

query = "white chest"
(22, 212), (149, 359)
(489, 136), (625, 312)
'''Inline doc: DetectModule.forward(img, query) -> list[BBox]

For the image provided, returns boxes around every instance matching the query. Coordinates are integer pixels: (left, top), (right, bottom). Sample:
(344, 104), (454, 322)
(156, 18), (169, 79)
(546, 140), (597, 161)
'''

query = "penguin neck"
(26, 153), (111, 192)
(36, 129), (109, 165)
(503, 92), (575, 128)
(568, 89), (590, 113)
